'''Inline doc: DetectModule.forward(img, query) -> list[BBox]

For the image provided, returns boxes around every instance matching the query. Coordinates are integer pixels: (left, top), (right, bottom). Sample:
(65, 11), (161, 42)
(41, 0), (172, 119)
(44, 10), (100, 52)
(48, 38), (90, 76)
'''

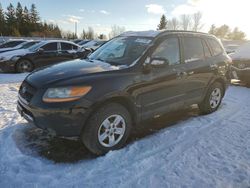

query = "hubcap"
(98, 114), (126, 147)
(19, 60), (32, 72)
(209, 88), (221, 109)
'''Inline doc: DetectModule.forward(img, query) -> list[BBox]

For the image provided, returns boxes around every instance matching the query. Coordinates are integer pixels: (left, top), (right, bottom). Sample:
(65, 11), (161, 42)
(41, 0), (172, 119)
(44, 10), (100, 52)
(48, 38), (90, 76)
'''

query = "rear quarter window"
(208, 38), (223, 56)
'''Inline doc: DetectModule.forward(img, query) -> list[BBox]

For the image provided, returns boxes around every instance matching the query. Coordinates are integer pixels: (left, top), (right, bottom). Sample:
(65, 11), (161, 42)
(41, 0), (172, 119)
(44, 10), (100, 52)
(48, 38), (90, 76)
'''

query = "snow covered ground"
(0, 73), (250, 187)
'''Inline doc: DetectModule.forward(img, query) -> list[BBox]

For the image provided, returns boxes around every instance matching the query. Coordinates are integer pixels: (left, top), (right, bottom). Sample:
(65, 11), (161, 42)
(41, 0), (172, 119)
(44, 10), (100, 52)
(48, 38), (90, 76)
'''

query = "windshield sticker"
(135, 38), (151, 44)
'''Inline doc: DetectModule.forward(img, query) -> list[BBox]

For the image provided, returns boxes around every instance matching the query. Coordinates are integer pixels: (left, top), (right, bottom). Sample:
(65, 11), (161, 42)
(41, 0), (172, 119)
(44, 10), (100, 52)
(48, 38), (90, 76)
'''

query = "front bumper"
(17, 94), (92, 137)
(0, 60), (16, 72)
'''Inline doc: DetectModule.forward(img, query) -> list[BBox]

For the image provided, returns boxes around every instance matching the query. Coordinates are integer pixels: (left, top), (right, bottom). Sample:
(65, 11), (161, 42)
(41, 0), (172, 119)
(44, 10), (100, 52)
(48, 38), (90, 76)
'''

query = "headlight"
(43, 86), (91, 103)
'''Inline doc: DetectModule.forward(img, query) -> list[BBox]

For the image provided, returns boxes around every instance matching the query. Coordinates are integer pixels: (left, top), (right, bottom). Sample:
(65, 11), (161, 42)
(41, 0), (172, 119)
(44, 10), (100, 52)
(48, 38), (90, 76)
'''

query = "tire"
(16, 59), (34, 73)
(81, 103), (132, 155)
(199, 82), (224, 114)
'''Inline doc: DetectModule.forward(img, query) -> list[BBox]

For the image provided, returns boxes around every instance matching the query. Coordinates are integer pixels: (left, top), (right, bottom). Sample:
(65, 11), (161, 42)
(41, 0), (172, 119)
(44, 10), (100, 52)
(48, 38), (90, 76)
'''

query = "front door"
(140, 37), (187, 119)
(34, 42), (59, 67)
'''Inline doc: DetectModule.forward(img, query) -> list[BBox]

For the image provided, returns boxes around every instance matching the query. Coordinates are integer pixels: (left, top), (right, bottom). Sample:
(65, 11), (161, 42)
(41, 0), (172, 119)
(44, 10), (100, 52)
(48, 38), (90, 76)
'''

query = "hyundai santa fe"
(17, 30), (231, 155)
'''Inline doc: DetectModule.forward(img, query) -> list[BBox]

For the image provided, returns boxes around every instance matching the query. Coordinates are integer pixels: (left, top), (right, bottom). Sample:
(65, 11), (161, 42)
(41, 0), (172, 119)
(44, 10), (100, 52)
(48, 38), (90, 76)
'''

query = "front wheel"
(16, 59), (34, 73)
(199, 82), (224, 114)
(81, 103), (132, 155)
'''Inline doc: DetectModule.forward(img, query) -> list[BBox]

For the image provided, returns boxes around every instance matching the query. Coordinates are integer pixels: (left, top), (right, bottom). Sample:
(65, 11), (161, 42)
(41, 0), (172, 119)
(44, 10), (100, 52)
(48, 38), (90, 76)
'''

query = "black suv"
(17, 30), (231, 155)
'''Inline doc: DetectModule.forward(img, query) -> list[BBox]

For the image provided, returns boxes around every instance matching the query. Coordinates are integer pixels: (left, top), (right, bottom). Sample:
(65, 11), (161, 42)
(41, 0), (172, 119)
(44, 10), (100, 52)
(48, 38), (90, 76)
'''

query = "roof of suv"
(120, 30), (212, 38)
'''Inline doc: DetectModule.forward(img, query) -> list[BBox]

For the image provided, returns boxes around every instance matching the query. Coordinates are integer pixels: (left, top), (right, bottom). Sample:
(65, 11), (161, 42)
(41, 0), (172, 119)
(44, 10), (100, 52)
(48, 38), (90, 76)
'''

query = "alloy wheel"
(209, 88), (222, 109)
(98, 114), (126, 147)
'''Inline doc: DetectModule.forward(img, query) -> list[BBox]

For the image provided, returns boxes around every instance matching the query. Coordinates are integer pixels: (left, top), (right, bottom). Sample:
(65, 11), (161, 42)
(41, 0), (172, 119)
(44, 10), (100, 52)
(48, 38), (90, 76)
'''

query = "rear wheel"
(199, 82), (224, 114)
(81, 103), (132, 155)
(16, 59), (34, 73)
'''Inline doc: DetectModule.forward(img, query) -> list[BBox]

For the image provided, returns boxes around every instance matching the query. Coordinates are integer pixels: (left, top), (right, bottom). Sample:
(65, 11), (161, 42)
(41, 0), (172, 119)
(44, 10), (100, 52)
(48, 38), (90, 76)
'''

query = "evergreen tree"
(5, 3), (17, 35)
(22, 6), (30, 36)
(16, 2), (25, 35)
(0, 3), (5, 35)
(157, 15), (167, 30)
(30, 4), (40, 31)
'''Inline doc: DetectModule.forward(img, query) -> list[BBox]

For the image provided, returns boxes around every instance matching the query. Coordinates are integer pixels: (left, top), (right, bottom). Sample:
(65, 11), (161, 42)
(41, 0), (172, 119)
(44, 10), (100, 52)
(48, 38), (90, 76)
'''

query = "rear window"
(183, 37), (204, 63)
(208, 38), (223, 56)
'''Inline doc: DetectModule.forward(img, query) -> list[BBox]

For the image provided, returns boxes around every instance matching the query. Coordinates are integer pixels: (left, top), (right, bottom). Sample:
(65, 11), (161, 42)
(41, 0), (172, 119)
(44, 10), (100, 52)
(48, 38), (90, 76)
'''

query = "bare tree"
(109, 25), (125, 39)
(81, 28), (87, 39)
(168, 17), (179, 30)
(192, 12), (203, 31)
(180, 14), (191, 31)
(86, 27), (94, 39)
(98, 33), (107, 40)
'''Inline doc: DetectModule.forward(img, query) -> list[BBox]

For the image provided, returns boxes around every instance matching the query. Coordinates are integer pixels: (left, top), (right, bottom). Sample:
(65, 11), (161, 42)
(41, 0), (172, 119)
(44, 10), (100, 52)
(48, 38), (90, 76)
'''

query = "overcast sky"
(2, 0), (250, 37)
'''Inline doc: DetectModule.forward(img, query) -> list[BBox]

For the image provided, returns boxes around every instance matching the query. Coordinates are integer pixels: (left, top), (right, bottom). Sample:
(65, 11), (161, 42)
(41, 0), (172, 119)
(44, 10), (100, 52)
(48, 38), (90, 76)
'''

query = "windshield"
(20, 41), (40, 49)
(28, 41), (47, 51)
(88, 37), (152, 66)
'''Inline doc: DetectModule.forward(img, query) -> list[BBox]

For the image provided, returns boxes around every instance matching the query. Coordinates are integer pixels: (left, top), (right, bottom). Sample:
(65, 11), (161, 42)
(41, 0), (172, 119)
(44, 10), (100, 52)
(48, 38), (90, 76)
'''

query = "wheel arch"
(15, 58), (34, 72)
(82, 96), (139, 132)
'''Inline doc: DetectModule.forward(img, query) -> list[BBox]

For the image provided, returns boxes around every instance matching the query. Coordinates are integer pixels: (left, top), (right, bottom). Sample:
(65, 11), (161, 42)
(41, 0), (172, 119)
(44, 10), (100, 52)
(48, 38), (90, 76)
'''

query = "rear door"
(58, 42), (79, 62)
(180, 36), (214, 104)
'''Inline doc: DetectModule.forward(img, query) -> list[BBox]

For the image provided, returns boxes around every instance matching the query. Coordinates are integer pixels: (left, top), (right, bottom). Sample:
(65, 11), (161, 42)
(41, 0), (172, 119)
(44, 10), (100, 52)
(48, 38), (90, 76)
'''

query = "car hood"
(0, 49), (29, 59)
(26, 59), (122, 87)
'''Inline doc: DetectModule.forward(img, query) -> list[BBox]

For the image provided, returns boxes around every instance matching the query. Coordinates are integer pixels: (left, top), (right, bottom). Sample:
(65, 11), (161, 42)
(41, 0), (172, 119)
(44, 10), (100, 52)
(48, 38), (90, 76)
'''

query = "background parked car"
(77, 39), (91, 46)
(0, 39), (26, 49)
(81, 40), (107, 51)
(0, 38), (5, 45)
(0, 41), (40, 54)
(72, 39), (83, 44)
(225, 44), (240, 54)
(0, 40), (89, 73)
(230, 42), (250, 84)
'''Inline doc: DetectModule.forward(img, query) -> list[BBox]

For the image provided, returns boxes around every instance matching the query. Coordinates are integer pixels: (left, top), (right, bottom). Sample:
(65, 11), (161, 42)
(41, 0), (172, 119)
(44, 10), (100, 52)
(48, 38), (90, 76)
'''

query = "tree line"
(0, 2), (61, 38)
(157, 13), (246, 41)
(0, 2), (246, 41)
(62, 25), (126, 40)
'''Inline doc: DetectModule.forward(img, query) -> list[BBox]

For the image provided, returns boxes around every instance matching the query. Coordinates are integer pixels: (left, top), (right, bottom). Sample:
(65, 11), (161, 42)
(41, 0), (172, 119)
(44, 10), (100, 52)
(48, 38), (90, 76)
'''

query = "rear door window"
(61, 42), (78, 50)
(183, 37), (204, 63)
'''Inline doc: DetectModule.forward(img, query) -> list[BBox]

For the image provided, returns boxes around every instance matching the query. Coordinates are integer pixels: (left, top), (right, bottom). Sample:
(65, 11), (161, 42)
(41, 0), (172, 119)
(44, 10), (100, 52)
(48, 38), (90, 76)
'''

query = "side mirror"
(151, 57), (169, 67)
(37, 48), (44, 53)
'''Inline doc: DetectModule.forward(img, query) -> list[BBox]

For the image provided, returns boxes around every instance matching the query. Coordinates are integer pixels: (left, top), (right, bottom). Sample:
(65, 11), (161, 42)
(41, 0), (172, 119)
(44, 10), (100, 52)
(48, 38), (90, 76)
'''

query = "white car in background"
(81, 40), (107, 51)
(230, 42), (250, 84)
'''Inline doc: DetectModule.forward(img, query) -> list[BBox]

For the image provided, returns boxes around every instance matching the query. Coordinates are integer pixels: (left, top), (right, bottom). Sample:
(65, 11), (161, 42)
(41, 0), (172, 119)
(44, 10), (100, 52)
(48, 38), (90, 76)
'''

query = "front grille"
(19, 81), (37, 103)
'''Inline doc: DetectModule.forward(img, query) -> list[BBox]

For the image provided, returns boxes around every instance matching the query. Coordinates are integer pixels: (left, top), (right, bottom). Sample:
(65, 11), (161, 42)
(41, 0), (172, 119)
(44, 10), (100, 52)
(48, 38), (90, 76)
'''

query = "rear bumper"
(17, 95), (92, 137)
